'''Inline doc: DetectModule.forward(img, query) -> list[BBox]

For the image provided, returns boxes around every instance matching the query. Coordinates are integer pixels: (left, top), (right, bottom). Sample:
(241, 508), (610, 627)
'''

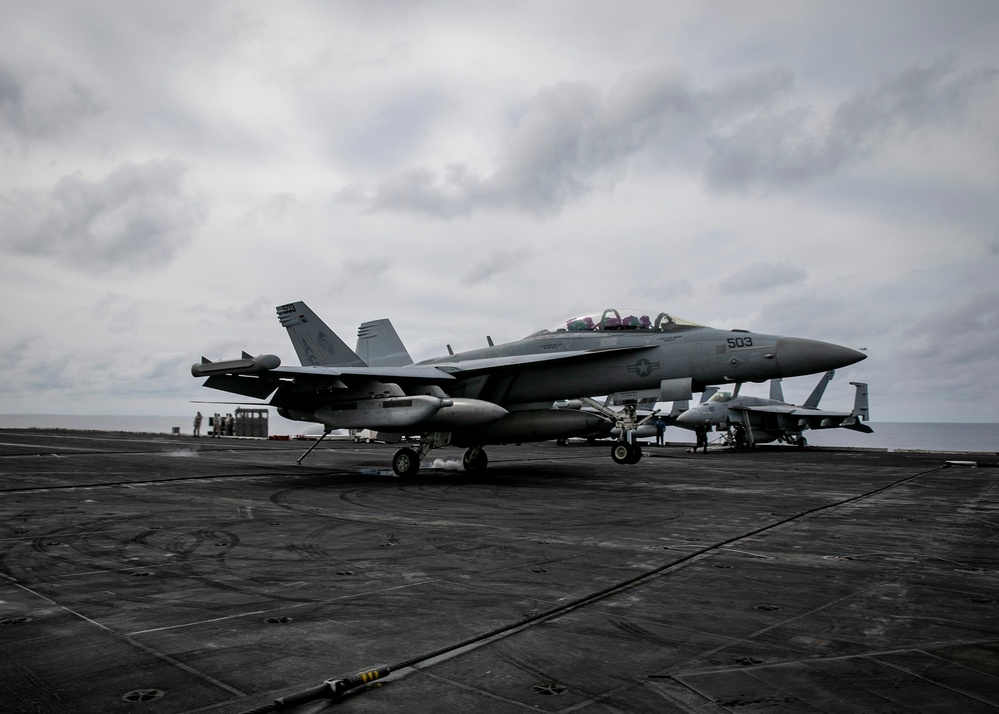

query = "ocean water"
(666, 422), (998, 454)
(1, 414), (996, 454)
(0, 414), (307, 439)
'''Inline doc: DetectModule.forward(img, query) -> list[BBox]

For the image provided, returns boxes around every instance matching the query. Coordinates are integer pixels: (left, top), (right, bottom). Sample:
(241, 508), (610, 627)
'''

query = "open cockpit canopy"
(529, 308), (702, 338)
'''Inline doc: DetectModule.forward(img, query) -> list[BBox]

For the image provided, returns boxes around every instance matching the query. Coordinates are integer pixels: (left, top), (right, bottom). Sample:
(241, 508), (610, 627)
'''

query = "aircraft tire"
(392, 448), (420, 477)
(611, 443), (632, 465)
(612, 442), (644, 465)
(462, 447), (488, 473)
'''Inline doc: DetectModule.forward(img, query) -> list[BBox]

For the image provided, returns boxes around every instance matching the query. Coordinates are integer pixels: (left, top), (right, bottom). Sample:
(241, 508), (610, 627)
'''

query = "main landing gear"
(461, 446), (488, 473)
(390, 432), (488, 477)
(391, 447), (421, 477)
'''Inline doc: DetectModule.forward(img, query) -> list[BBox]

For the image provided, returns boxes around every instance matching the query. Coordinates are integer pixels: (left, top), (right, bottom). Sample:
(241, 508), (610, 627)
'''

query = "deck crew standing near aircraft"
(695, 427), (708, 453)
(193, 411), (202, 437)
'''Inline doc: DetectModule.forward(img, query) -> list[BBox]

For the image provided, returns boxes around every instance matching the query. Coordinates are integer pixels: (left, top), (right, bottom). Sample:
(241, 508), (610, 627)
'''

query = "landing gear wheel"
(795, 435), (807, 448)
(611, 442), (642, 465)
(462, 447), (488, 473)
(392, 447), (420, 477)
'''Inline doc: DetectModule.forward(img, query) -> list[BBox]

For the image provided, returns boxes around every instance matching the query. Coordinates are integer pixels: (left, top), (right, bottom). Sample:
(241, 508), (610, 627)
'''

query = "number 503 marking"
(727, 337), (754, 348)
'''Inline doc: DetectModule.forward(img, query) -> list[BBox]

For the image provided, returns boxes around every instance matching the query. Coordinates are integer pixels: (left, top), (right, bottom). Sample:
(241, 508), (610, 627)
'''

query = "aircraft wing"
(429, 344), (655, 375)
(731, 405), (873, 432)
(734, 405), (849, 417)
(194, 345), (655, 400)
(272, 364), (455, 381)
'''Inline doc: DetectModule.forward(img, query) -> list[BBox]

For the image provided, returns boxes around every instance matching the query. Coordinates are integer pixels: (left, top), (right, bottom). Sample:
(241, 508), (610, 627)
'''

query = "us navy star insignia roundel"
(628, 358), (659, 377)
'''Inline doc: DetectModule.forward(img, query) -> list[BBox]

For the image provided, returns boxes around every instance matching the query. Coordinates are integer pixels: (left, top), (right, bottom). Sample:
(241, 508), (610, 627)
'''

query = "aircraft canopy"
(529, 308), (702, 337)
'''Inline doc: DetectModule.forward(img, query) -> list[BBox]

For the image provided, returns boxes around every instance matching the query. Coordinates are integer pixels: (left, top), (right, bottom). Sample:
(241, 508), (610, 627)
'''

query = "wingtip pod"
(191, 353), (281, 378)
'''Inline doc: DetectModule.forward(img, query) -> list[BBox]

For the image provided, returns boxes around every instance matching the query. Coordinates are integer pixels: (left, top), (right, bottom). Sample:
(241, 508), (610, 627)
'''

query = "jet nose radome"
(676, 409), (708, 427)
(776, 337), (866, 377)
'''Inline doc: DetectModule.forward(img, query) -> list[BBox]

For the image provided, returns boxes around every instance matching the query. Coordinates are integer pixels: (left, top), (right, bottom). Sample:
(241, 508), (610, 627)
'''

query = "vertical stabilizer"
(803, 370), (835, 408)
(276, 302), (366, 367)
(356, 319), (414, 367)
(850, 382), (870, 421)
(667, 400), (690, 417)
(769, 378), (784, 402)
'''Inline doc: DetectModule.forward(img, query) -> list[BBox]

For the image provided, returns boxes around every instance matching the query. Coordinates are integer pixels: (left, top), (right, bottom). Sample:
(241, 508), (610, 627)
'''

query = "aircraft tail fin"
(276, 301), (366, 367)
(667, 400), (690, 417)
(356, 319), (414, 367)
(700, 387), (719, 403)
(850, 382), (870, 421)
(769, 379), (784, 402)
(803, 370), (835, 408)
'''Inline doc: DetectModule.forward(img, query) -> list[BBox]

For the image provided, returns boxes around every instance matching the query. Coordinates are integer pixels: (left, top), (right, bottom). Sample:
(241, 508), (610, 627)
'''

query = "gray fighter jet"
(192, 302), (865, 474)
(674, 370), (872, 448)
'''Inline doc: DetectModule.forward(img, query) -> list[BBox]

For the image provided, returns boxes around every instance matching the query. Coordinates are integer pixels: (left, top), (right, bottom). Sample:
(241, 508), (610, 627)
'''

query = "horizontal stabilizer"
(202, 374), (280, 400)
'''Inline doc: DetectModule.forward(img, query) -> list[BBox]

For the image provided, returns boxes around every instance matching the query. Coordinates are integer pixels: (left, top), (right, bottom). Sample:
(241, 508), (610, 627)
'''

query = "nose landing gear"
(611, 441), (642, 465)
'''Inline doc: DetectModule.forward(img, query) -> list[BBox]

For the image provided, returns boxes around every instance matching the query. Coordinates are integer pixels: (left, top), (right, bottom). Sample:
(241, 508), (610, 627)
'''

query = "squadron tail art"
(193, 302), (866, 474)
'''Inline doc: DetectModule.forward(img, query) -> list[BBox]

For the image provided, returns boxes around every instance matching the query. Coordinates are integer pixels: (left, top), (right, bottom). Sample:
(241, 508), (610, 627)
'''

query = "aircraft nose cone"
(776, 337), (866, 377)
(676, 409), (706, 426)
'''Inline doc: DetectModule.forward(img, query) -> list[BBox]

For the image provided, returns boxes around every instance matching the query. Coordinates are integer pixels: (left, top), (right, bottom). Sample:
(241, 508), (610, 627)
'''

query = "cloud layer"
(1, 2), (998, 423)
(1, 160), (207, 271)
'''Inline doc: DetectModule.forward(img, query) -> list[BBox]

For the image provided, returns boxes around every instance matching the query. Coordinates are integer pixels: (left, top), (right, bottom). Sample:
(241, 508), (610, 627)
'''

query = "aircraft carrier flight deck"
(1, 429), (997, 713)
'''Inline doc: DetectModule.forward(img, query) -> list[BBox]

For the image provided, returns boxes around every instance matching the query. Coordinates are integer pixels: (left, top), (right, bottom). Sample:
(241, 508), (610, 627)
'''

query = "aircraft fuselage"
(421, 328), (858, 405)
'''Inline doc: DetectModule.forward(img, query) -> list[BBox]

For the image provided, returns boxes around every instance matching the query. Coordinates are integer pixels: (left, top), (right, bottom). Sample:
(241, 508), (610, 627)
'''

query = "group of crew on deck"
(192, 411), (233, 437)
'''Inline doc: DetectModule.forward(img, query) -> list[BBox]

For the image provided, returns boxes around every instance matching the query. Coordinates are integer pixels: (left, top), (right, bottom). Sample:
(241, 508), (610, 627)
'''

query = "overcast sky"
(2, 1), (998, 423)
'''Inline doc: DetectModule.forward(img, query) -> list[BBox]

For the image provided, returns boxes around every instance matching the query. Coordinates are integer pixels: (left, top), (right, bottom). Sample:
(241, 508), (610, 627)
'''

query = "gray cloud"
(1, 3), (997, 424)
(705, 60), (999, 192)
(0, 160), (207, 272)
(460, 248), (534, 287)
(344, 61), (994, 218)
(344, 68), (793, 218)
(0, 62), (103, 140)
(336, 91), (450, 168)
(722, 262), (808, 294)
(902, 287), (999, 362)
(890, 287), (999, 407)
